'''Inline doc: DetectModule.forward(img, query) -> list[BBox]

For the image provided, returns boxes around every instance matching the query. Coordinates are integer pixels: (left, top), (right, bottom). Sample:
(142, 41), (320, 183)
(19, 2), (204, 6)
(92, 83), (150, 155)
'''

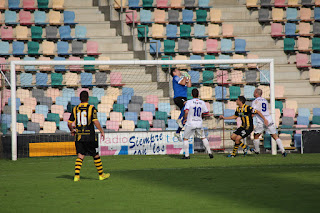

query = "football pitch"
(0, 153), (320, 213)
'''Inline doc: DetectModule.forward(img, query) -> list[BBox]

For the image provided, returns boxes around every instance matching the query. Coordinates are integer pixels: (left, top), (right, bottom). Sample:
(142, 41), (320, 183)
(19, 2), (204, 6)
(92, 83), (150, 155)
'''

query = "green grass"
(1, 154), (320, 213)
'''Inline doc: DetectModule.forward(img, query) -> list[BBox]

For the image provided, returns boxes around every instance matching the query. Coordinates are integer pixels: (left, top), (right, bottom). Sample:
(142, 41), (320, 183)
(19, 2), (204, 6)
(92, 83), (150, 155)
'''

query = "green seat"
(204, 55), (215, 69)
(202, 70), (214, 84)
(142, 0), (154, 8)
(312, 37), (320, 51)
(17, 114), (29, 128)
(312, 116), (320, 125)
(37, 0), (49, 9)
(27, 41), (40, 55)
(31, 26), (43, 40)
(137, 120), (150, 130)
(281, 125), (293, 136)
(161, 55), (172, 69)
(84, 56), (95, 71)
(51, 73), (63, 86)
(1, 123), (8, 134)
(67, 103), (73, 113)
(47, 113), (60, 127)
(283, 38), (295, 52)
(187, 87), (196, 100)
(155, 111), (168, 124)
(89, 96), (99, 108)
(263, 134), (271, 149)
(180, 24), (191, 38)
(196, 10), (207, 23)
(113, 104), (125, 116)
(137, 25), (149, 39)
(164, 40), (175, 54)
(229, 86), (241, 100)
(275, 100), (283, 113)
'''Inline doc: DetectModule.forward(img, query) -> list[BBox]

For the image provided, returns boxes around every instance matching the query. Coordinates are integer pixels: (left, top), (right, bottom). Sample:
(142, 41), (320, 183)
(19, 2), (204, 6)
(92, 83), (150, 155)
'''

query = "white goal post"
(8, 59), (276, 160)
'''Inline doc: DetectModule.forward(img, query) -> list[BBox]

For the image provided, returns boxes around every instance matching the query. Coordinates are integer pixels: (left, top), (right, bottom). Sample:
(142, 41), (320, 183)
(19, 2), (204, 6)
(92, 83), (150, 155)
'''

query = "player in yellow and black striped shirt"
(68, 91), (110, 182)
(220, 96), (269, 157)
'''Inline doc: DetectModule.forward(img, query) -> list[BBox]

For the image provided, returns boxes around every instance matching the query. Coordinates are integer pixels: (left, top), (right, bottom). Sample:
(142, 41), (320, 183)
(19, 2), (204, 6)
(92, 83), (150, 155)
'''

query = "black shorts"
(174, 97), (187, 110)
(233, 127), (253, 139)
(75, 140), (98, 156)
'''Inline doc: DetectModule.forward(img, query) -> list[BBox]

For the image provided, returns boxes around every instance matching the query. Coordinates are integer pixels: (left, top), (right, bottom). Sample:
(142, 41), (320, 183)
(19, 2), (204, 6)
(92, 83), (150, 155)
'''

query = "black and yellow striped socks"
(232, 144), (240, 156)
(94, 156), (104, 176)
(239, 142), (247, 149)
(75, 158), (83, 178)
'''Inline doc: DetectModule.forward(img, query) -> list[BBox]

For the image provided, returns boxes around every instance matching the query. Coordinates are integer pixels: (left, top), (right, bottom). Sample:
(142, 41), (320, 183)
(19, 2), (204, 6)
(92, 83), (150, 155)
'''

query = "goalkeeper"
(170, 68), (192, 140)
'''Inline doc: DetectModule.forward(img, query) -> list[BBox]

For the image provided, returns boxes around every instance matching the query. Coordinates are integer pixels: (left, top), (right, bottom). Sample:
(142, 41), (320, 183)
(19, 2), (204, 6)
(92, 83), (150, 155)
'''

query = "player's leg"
(228, 132), (240, 157)
(252, 122), (264, 154)
(74, 141), (85, 182)
(182, 126), (193, 159)
(271, 133), (287, 157)
(89, 140), (110, 180)
(174, 97), (187, 135)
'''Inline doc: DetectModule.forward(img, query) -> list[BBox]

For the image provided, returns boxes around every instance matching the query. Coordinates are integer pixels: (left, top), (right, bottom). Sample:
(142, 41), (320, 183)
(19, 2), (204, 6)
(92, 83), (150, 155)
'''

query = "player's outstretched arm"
(219, 115), (237, 120)
(93, 120), (105, 140)
(255, 110), (269, 126)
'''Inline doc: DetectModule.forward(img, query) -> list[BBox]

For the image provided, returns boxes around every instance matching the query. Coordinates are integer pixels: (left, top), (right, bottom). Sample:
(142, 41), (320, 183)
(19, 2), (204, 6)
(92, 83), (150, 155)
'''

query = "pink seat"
(222, 24), (234, 38)
(274, 0), (287, 7)
(109, 112), (123, 122)
(171, 0), (183, 9)
(63, 112), (71, 122)
(150, 128), (162, 131)
(297, 37), (311, 52)
(76, 88), (89, 97)
(275, 85), (285, 99)
(300, 8), (312, 22)
(0, 57), (7, 71)
(247, 54), (259, 69)
(208, 135), (222, 149)
(271, 23), (284, 37)
(230, 70), (244, 84)
(23, 97), (37, 111)
(69, 56), (82, 71)
(51, 105), (64, 118)
(125, 9), (138, 24)
(47, 88), (60, 103)
(299, 22), (312, 37)
(216, 70), (228, 84)
(156, 0), (169, 8)
(31, 113), (45, 127)
(283, 108), (295, 118)
(146, 95), (159, 108)
(140, 111), (153, 125)
(106, 121), (120, 131)
(19, 11), (33, 25)
(206, 39), (219, 53)
(110, 72), (124, 86)
(1, 26), (14, 40)
(154, 9), (166, 23)
(87, 41), (101, 56)
(192, 39), (205, 54)
(296, 53), (310, 68)
(23, 0), (36, 10)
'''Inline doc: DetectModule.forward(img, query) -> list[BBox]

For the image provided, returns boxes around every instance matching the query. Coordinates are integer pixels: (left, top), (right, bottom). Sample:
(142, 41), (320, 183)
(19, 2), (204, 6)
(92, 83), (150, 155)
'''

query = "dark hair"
(80, 91), (89, 102)
(192, 88), (199, 98)
(238, 96), (246, 104)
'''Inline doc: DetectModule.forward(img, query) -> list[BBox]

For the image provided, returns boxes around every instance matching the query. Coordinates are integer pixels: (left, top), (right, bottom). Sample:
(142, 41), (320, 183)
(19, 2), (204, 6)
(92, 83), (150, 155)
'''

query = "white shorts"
(254, 121), (277, 135)
(183, 125), (205, 139)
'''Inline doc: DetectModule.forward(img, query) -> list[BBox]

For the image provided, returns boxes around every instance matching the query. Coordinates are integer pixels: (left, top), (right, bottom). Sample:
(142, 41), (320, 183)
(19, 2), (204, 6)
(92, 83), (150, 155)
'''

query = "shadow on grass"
(56, 174), (96, 180)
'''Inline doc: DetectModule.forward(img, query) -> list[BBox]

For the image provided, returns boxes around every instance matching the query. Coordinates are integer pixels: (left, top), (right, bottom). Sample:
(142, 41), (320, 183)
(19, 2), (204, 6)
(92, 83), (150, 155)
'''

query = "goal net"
(0, 59), (275, 160)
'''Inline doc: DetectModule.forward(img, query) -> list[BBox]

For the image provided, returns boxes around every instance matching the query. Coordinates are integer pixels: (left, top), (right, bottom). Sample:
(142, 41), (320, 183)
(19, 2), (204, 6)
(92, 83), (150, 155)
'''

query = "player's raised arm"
(219, 114), (237, 120)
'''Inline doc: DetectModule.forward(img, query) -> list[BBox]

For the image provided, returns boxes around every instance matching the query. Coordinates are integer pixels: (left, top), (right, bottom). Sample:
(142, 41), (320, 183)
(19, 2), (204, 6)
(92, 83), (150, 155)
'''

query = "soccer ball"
(181, 71), (191, 80)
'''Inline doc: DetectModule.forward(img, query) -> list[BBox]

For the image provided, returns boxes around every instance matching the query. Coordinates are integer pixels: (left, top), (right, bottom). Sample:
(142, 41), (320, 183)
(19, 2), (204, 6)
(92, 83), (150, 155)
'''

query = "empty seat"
(143, 103), (156, 115)
(140, 111), (153, 125)
(87, 41), (101, 56)
(49, 10), (62, 25)
(19, 10), (33, 25)
(182, 9), (194, 23)
(153, 120), (165, 130)
(5, 10), (18, 25)
(244, 85), (255, 100)
(125, 112), (138, 125)
(36, 73), (48, 86)
(27, 122), (40, 133)
(215, 86), (227, 100)
(146, 95), (159, 108)
(213, 101), (224, 116)
(258, 8), (270, 22)
(64, 11), (77, 25)
(34, 11), (47, 26)
(199, 86), (213, 100)
(210, 8), (222, 23)
(149, 40), (161, 55)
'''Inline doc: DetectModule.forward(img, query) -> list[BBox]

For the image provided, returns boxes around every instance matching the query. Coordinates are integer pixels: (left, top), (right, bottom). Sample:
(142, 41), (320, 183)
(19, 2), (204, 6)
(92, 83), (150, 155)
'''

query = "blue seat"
(34, 11), (47, 26)
(8, 0), (21, 10)
(259, 69), (270, 84)
(311, 53), (320, 67)
(62, 88), (75, 102)
(35, 105), (48, 118)
(143, 103), (155, 115)
(298, 108), (310, 117)
(23, 131), (36, 134)
(221, 39), (233, 53)
(117, 95), (131, 108)
(70, 97), (80, 106)
(235, 39), (249, 54)
(122, 87), (134, 97)
(149, 40), (161, 55)
(57, 41), (70, 56)
(54, 56), (66, 71)
(80, 73), (93, 86)
(190, 55), (202, 69)
(285, 23), (297, 37)
(56, 96), (69, 110)
(244, 85), (255, 100)
(188, 70), (200, 83)
(64, 11), (78, 25)
(213, 101), (224, 116)
(294, 134), (302, 148)
(125, 112), (138, 125)
(313, 108), (320, 116)
(135, 128), (147, 131)
(215, 86), (227, 100)
(167, 119), (179, 130)
(166, 24), (178, 39)
(219, 54), (231, 69)
(75, 26), (88, 40)
(128, 0), (141, 8)
(97, 112), (107, 127)
(20, 73), (32, 86)
(182, 9), (194, 23)
(92, 88), (105, 101)
(12, 41), (26, 56)
(194, 24), (206, 38)
(5, 10), (18, 25)
(315, 7), (320, 21)
(286, 8), (299, 22)
(1, 114), (12, 126)
(198, 0), (211, 8)
(59, 26), (73, 40)
(297, 116), (310, 126)
(140, 9), (153, 24)
(8, 98), (21, 110)
(0, 42), (10, 56)
(224, 109), (236, 124)
(158, 102), (171, 115)
(24, 57), (37, 71)
(36, 73), (48, 86)
(59, 121), (70, 132)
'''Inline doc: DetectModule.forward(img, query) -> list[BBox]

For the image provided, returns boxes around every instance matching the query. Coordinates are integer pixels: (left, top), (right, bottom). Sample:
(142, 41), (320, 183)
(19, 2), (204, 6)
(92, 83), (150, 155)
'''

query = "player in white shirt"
(251, 88), (287, 157)
(181, 88), (213, 159)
